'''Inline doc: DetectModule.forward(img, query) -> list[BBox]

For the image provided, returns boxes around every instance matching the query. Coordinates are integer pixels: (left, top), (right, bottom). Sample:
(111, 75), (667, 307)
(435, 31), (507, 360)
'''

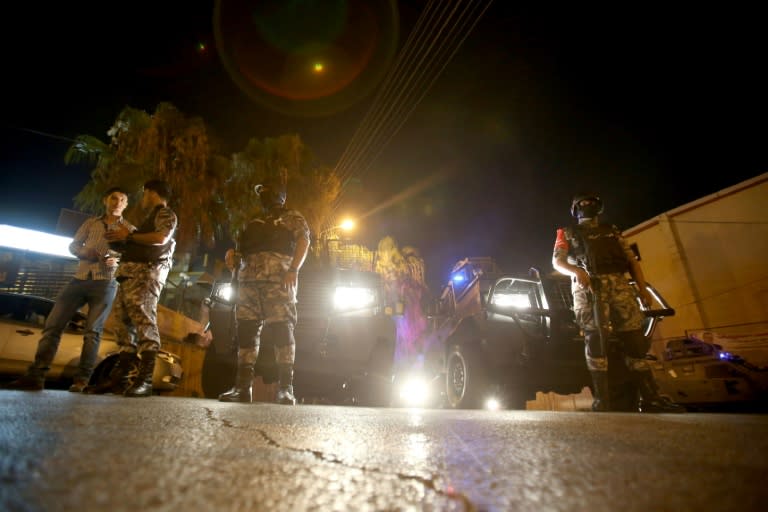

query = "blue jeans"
(28, 277), (118, 381)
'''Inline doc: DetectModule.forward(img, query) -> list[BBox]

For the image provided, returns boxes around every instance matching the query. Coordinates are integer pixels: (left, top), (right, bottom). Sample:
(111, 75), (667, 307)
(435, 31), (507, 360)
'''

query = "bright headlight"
(215, 283), (234, 303)
(492, 293), (530, 308)
(398, 375), (431, 408)
(333, 286), (375, 311)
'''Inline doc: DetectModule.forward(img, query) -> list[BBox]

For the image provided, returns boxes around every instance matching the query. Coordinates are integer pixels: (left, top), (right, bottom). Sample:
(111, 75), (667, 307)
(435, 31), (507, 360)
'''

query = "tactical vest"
(121, 205), (176, 263)
(567, 224), (629, 275)
(240, 212), (296, 256)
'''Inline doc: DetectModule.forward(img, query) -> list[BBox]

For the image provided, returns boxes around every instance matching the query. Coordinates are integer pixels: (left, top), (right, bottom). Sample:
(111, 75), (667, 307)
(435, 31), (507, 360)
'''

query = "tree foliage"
(65, 102), (341, 256)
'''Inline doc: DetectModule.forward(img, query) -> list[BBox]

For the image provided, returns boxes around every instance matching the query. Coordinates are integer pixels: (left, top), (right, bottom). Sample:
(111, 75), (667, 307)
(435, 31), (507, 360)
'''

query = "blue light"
(452, 273), (465, 283)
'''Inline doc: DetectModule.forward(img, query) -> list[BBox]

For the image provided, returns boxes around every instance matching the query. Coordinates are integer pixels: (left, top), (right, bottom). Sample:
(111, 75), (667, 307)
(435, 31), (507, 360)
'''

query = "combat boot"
(68, 378), (89, 393)
(275, 364), (296, 405)
(84, 351), (136, 394)
(124, 350), (157, 397)
(218, 364), (254, 403)
(589, 371), (610, 412)
(5, 374), (45, 391)
(637, 371), (685, 413)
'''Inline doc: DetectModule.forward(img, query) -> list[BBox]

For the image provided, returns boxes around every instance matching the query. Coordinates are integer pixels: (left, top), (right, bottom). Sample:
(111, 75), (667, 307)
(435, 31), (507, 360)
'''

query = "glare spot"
(314, 62), (325, 72)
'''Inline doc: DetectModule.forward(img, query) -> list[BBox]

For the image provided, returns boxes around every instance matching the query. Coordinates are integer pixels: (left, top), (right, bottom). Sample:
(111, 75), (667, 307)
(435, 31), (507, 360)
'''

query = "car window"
(0, 293), (85, 332)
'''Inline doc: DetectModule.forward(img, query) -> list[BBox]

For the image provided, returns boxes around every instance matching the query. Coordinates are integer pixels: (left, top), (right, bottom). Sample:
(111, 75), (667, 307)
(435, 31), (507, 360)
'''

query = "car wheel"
(445, 344), (488, 409)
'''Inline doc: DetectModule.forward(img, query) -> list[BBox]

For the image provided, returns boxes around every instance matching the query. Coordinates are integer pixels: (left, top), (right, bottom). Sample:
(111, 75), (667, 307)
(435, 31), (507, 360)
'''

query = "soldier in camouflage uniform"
(85, 179), (177, 397)
(219, 174), (310, 405)
(552, 193), (683, 412)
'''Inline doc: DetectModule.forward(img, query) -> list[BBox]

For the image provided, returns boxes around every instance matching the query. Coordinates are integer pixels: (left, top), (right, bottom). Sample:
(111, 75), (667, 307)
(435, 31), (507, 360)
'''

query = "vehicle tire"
(445, 344), (488, 409)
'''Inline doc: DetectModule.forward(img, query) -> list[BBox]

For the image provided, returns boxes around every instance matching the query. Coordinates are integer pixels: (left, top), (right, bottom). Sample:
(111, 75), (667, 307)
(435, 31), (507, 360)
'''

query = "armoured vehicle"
(199, 255), (397, 405)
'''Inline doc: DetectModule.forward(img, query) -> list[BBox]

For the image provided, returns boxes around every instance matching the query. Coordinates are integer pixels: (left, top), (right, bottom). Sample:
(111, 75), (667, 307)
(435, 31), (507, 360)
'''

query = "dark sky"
(1, 1), (764, 289)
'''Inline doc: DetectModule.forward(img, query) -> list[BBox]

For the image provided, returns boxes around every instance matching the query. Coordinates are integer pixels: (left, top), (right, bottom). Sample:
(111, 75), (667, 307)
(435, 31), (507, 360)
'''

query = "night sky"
(1, 1), (764, 289)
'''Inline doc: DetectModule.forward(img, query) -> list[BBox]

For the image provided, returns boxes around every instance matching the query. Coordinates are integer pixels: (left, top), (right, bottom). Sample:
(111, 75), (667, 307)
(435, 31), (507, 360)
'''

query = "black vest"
(567, 224), (629, 275)
(240, 211), (296, 256)
(120, 205), (175, 263)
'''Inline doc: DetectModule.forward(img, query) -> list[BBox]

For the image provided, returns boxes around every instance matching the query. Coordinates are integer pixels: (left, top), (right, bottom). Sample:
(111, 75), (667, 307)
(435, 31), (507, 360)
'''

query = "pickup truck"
(402, 257), (675, 410)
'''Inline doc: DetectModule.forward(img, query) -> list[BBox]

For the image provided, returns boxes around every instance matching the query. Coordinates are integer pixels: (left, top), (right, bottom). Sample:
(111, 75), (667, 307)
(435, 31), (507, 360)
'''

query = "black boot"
(637, 371), (685, 413)
(124, 351), (157, 398)
(218, 364), (254, 403)
(590, 371), (611, 412)
(84, 352), (137, 394)
(275, 364), (296, 405)
(5, 373), (45, 391)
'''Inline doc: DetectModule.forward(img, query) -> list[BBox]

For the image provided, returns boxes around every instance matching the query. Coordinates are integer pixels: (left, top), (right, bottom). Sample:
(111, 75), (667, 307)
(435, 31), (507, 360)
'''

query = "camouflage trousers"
(235, 280), (297, 365)
(572, 273), (644, 333)
(236, 280), (297, 325)
(112, 262), (169, 353)
(572, 273), (647, 372)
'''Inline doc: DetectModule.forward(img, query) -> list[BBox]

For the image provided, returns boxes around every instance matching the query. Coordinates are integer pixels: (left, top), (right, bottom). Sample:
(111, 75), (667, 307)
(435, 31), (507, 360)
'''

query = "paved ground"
(1, 391), (767, 511)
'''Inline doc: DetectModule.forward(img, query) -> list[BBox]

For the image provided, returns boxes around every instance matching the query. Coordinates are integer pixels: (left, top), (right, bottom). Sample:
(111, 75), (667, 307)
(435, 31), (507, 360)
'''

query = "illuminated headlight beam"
(215, 283), (234, 303)
(333, 286), (375, 311)
(398, 376), (431, 408)
(492, 293), (530, 308)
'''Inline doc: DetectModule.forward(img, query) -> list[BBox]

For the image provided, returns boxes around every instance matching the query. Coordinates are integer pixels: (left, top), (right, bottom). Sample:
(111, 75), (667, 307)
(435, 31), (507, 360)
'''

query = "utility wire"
(324, 0), (494, 231)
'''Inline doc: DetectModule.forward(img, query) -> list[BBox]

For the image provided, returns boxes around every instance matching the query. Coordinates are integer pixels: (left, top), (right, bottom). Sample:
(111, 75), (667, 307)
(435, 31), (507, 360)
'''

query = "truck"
(394, 257), (676, 410)
(198, 253), (397, 405)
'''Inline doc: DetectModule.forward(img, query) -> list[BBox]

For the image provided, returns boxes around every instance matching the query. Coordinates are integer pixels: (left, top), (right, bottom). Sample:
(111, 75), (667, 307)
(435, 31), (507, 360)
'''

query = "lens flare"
(214, 0), (399, 117)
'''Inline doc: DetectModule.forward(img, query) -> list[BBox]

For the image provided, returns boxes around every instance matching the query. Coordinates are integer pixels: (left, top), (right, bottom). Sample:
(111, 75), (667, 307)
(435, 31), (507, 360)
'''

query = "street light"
(316, 218), (357, 264)
(319, 218), (356, 240)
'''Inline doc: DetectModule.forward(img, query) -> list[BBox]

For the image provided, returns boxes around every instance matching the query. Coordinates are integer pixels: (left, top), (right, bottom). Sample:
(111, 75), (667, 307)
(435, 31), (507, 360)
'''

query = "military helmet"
(570, 193), (603, 218)
(254, 176), (286, 210)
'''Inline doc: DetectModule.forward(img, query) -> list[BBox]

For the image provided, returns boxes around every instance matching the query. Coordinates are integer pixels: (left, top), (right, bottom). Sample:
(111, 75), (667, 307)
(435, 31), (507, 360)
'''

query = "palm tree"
(65, 104), (343, 264)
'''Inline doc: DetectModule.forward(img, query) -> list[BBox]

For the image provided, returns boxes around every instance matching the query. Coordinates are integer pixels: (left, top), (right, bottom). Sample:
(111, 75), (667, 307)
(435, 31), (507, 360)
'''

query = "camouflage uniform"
(555, 223), (649, 411)
(219, 206), (309, 404)
(553, 195), (683, 412)
(112, 206), (177, 354)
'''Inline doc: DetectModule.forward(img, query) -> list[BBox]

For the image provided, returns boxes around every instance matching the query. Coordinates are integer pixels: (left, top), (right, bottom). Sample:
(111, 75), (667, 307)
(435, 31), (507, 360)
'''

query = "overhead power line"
(324, 0), (494, 231)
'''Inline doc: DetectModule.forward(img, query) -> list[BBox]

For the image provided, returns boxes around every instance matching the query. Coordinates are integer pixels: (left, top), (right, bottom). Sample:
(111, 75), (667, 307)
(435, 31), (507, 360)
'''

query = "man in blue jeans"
(6, 187), (133, 392)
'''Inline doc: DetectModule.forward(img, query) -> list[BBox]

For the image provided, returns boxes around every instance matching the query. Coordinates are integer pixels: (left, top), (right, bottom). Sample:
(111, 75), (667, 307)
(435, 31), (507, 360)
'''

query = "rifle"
(227, 246), (243, 355)
(587, 273), (609, 365)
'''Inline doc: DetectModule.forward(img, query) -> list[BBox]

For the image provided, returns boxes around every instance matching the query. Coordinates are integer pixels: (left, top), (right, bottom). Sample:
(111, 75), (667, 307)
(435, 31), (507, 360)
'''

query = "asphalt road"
(1, 391), (766, 512)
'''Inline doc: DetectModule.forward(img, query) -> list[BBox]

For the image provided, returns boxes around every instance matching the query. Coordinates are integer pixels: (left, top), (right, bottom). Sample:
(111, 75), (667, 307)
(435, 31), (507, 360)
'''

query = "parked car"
(0, 292), (182, 392)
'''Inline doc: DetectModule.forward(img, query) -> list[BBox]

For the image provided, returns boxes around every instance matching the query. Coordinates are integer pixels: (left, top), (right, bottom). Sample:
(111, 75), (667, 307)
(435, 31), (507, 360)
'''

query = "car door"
(0, 293), (113, 380)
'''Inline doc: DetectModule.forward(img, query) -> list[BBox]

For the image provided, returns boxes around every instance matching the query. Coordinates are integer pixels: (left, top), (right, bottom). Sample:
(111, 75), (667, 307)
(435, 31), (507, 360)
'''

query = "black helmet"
(254, 177), (286, 211)
(570, 193), (603, 219)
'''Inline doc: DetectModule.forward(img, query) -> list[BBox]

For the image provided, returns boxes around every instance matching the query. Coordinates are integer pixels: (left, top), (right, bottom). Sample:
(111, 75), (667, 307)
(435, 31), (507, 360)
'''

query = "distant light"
(197, 42), (207, 52)
(339, 218), (355, 231)
(314, 62), (324, 72)
(0, 225), (76, 259)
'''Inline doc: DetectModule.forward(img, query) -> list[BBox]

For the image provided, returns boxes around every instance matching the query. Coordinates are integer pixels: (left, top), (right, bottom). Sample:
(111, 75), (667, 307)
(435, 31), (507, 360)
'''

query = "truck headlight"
(398, 375), (431, 408)
(491, 292), (530, 308)
(333, 286), (376, 312)
(215, 283), (235, 303)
